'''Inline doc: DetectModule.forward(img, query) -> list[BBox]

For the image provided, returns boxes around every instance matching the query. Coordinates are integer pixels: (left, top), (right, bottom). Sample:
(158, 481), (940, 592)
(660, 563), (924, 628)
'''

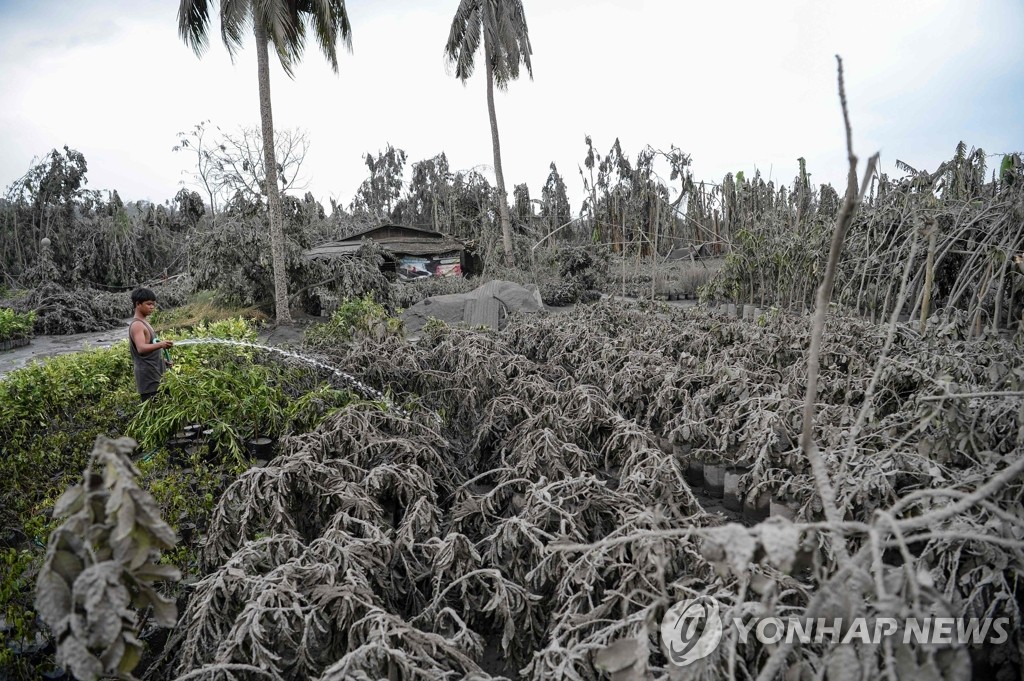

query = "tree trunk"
(255, 22), (292, 324)
(919, 223), (937, 334)
(484, 42), (514, 265)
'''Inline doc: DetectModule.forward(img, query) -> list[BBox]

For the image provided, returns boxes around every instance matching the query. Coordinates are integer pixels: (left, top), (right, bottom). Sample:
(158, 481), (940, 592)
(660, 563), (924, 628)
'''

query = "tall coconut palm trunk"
(485, 43), (514, 265)
(255, 21), (292, 324)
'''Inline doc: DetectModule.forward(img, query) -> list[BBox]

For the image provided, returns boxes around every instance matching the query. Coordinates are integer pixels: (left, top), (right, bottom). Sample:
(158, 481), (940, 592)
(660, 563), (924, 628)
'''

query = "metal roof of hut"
(303, 224), (467, 260)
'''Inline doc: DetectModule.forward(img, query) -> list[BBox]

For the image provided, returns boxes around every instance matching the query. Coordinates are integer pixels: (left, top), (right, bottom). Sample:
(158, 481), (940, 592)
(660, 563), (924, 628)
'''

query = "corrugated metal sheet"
(305, 238), (465, 259)
(340, 224), (446, 242)
(304, 224), (467, 260)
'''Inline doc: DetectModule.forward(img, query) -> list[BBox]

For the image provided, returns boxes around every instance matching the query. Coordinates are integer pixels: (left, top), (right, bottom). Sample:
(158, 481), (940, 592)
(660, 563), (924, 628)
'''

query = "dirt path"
(0, 322), (132, 378)
(0, 320), (316, 379)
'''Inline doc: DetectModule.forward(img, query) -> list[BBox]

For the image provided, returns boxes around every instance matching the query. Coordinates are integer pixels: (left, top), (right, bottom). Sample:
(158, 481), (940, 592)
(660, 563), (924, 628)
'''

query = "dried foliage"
(35, 436), (181, 681)
(392, 276), (477, 310)
(1, 276), (194, 336)
(145, 296), (1023, 680)
(0, 147), (188, 290)
(708, 142), (1024, 333)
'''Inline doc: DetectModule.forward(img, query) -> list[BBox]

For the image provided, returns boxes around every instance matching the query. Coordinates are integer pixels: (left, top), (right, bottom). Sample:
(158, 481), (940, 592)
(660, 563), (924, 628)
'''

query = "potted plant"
(0, 309), (35, 348)
(702, 452), (726, 499)
(236, 386), (277, 462)
(743, 486), (772, 523)
(723, 463), (751, 512)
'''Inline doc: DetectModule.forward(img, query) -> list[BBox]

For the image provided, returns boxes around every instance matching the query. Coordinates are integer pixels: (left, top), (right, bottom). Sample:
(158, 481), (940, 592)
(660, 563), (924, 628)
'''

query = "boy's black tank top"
(129, 318), (164, 395)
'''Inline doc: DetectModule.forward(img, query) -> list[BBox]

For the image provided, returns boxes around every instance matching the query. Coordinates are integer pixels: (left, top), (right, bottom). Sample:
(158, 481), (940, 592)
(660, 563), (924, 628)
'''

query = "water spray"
(170, 338), (413, 418)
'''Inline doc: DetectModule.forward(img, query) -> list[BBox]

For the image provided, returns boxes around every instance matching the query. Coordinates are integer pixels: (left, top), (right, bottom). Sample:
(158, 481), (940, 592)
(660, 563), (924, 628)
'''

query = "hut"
(303, 224), (477, 279)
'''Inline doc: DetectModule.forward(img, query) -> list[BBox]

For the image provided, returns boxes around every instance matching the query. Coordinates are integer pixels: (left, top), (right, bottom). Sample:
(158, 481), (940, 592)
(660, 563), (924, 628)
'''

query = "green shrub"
(0, 346), (138, 529)
(130, 361), (286, 467)
(0, 548), (37, 672)
(129, 317), (359, 467)
(0, 347), (137, 677)
(0, 308), (35, 341)
(304, 293), (403, 349)
(0, 315), (360, 676)
(150, 292), (267, 333)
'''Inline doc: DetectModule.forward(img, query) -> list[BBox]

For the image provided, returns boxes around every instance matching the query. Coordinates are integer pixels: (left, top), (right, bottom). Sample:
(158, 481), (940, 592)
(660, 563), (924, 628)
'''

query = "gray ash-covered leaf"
(34, 435), (181, 679)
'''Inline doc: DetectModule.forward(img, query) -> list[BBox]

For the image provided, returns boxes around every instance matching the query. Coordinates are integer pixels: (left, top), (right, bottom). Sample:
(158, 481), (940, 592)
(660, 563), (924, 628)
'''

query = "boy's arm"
(130, 322), (171, 355)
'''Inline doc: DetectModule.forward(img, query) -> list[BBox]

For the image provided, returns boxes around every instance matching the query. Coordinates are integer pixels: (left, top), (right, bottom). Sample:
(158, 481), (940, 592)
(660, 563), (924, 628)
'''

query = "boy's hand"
(160, 340), (174, 349)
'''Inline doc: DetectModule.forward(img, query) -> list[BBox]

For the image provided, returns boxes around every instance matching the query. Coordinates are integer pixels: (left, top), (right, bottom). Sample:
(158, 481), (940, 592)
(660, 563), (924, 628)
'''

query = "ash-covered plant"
(14, 282), (124, 335)
(391, 274), (476, 309)
(556, 245), (608, 291)
(5, 277), (192, 336)
(34, 436), (180, 681)
(151, 281), (1024, 681)
(328, 241), (397, 309)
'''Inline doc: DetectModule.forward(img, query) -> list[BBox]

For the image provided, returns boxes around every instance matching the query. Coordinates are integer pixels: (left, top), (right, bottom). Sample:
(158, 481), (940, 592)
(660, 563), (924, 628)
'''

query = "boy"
(129, 288), (173, 401)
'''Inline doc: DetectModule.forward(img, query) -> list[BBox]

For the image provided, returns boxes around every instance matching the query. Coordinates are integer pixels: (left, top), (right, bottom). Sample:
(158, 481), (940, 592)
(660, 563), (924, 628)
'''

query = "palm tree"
(178, 0), (352, 323)
(445, 0), (533, 265)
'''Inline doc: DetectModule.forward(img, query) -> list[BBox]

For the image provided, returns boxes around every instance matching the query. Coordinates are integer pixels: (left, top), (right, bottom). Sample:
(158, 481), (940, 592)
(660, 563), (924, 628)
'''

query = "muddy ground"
(0, 322), (132, 377)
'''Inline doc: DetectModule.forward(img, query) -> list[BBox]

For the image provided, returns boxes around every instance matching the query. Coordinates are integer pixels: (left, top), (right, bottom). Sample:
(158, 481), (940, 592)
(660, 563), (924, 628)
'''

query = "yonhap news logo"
(660, 597), (723, 667)
(661, 596), (1011, 668)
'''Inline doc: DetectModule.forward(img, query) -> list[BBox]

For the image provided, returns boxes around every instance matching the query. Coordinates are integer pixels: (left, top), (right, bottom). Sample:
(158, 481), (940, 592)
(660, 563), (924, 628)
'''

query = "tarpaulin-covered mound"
(401, 279), (544, 333)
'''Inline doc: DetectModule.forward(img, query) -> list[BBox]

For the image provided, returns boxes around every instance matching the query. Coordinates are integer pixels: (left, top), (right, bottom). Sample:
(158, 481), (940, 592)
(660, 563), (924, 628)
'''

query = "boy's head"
(131, 288), (157, 315)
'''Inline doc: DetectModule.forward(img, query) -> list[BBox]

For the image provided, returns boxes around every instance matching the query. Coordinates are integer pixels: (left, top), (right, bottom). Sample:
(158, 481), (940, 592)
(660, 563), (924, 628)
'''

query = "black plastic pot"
(703, 464), (726, 498)
(177, 522), (196, 545)
(167, 438), (192, 465)
(743, 490), (771, 523)
(723, 466), (750, 512)
(247, 437), (274, 458)
(685, 460), (704, 487)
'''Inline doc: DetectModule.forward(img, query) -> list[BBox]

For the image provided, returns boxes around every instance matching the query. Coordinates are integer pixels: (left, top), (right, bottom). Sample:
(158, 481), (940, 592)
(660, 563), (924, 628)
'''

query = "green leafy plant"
(304, 292), (403, 349)
(0, 345), (137, 531)
(149, 289), (266, 333)
(128, 362), (283, 468)
(0, 307), (35, 342)
(0, 548), (38, 671)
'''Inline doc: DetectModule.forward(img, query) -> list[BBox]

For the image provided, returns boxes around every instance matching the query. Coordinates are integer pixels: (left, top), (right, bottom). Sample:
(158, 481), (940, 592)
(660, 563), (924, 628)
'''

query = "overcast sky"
(1, 0), (1021, 215)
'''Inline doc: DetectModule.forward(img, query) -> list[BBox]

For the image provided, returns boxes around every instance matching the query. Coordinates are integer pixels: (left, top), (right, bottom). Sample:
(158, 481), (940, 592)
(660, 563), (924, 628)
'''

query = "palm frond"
(445, 0), (483, 82)
(219, 0), (250, 59)
(253, 0), (301, 77)
(301, 0), (354, 73)
(509, 0), (532, 77)
(486, 0), (533, 90)
(895, 159), (919, 175)
(178, 0), (213, 56)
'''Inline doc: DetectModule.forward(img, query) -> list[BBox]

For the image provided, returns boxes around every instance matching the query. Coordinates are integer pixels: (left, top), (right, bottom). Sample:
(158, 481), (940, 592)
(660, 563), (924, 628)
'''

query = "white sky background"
(0, 0), (1021, 215)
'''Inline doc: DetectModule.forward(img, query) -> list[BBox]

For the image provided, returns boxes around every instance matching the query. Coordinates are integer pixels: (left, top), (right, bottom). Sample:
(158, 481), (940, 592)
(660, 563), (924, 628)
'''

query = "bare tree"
(211, 127), (311, 205)
(174, 121), (221, 227)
